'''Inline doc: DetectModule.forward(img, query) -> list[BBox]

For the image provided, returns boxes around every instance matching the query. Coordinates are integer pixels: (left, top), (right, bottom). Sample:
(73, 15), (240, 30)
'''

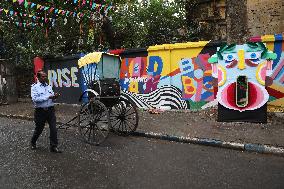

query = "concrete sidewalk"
(1, 101), (284, 156)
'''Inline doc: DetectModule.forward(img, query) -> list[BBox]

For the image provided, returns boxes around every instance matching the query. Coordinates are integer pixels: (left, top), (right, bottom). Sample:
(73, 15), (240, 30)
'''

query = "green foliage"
(110, 0), (192, 48)
(0, 0), (197, 68)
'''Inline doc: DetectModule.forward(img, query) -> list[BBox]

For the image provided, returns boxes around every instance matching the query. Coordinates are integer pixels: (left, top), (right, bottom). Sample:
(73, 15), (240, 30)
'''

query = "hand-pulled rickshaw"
(59, 52), (139, 145)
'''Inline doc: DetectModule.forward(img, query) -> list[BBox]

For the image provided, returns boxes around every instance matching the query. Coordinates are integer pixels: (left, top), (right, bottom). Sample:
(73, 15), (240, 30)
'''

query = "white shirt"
(31, 82), (55, 108)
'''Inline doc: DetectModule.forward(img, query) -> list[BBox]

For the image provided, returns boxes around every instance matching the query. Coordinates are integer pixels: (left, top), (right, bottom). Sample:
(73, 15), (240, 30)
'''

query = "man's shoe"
(30, 142), (36, 150)
(50, 147), (62, 153)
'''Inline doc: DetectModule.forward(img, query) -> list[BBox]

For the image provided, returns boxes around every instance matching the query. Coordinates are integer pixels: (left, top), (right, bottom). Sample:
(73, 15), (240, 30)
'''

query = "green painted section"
(268, 96), (277, 102)
(187, 101), (208, 110)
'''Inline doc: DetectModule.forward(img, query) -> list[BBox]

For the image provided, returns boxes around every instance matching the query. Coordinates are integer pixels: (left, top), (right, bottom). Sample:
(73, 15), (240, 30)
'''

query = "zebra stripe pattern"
(121, 85), (188, 110)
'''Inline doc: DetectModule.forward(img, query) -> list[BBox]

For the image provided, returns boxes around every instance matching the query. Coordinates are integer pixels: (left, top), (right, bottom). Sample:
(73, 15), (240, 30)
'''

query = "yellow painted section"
(170, 46), (204, 73)
(218, 65), (227, 87)
(255, 62), (266, 85)
(128, 81), (139, 93)
(182, 76), (196, 95)
(261, 35), (275, 51)
(268, 98), (284, 107)
(148, 41), (209, 76)
(147, 49), (171, 76)
(270, 83), (284, 93)
(128, 59), (135, 77)
(237, 49), (245, 70)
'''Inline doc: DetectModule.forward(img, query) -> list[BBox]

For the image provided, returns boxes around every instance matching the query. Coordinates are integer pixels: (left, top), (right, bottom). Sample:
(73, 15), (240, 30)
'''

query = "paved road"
(0, 117), (283, 189)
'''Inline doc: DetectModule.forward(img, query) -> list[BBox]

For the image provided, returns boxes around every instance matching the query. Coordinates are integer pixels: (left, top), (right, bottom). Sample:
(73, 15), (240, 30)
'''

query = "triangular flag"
(50, 7), (54, 13)
(18, 0), (24, 5)
(92, 3), (96, 9)
(25, 1), (29, 8)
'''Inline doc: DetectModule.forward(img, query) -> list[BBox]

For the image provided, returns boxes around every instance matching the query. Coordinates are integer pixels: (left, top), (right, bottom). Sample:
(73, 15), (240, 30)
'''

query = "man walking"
(30, 70), (62, 153)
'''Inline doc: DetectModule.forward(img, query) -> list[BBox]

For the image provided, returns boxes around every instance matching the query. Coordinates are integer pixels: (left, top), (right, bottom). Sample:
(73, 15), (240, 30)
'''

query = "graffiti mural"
(36, 34), (283, 111)
(208, 42), (277, 122)
(48, 67), (80, 88)
(250, 34), (284, 108)
(179, 54), (214, 102)
(44, 55), (83, 104)
(119, 42), (218, 110)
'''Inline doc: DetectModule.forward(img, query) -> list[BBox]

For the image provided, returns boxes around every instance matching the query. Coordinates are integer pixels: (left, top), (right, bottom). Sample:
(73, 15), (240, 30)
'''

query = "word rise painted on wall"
(48, 67), (79, 87)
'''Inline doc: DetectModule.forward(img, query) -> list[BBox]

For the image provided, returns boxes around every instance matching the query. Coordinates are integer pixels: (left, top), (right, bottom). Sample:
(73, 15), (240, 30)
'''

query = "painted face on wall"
(209, 42), (277, 111)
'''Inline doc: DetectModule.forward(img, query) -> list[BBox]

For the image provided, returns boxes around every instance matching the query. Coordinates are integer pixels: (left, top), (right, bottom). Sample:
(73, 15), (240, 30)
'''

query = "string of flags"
(0, 0), (113, 28)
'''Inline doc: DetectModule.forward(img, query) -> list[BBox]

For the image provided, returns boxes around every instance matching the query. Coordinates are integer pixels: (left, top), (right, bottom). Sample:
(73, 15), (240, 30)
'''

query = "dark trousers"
(31, 106), (58, 147)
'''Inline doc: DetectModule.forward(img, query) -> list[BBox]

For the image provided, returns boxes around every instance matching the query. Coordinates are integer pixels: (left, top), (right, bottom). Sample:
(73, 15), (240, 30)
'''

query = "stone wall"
(226, 0), (248, 44)
(188, 0), (283, 43)
(187, 0), (227, 41)
(247, 0), (284, 37)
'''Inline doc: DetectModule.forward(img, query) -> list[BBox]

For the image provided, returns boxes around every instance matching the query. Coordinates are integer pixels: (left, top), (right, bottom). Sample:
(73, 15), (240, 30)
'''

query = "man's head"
(37, 70), (48, 84)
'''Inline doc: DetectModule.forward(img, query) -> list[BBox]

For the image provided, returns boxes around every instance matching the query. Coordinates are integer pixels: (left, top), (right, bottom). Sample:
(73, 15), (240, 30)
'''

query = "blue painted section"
(78, 53), (88, 103)
(274, 34), (283, 41)
(273, 34), (283, 68)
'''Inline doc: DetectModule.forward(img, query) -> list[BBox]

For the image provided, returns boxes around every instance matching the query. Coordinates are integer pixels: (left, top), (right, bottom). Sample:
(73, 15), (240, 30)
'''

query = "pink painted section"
(271, 59), (284, 79)
(279, 74), (284, 83)
(260, 65), (266, 81)
(249, 36), (262, 42)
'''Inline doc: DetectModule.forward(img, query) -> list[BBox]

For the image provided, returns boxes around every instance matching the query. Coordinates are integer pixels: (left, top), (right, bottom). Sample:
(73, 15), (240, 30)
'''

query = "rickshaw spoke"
(78, 100), (110, 145)
(84, 125), (91, 137)
(118, 121), (123, 132)
(124, 111), (136, 117)
(111, 119), (120, 128)
(125, 119), (136, 127)
(124, 121), (134, 131)
(124, 106), (132, 115)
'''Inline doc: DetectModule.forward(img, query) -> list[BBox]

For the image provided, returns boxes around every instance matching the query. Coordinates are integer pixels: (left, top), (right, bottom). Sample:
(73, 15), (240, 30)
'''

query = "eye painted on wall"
(224, 54), (236, 63)
(245, 52), (261, 63)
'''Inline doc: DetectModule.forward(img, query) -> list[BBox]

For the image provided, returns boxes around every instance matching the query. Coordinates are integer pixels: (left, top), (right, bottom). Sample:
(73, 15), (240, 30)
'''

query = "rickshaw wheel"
(78, 100), (110, 145)
(109, 99), (139, 136)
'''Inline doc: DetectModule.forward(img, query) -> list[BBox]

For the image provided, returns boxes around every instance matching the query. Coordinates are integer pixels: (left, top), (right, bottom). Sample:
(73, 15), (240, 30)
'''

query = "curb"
(132, 131), (284, 157)
(1, 113), (284, 156)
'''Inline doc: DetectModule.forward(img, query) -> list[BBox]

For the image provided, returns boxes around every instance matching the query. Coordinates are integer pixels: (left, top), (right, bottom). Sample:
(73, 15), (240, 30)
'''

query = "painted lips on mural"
(208, 42), (277, 112)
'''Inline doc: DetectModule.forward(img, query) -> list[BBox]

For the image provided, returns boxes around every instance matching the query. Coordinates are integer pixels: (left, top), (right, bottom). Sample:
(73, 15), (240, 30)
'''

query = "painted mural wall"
(36, 34), (284, 111)
(119, 41), (219, 110)
(250, 34), (284, 108)
(119, 35), (284, 110)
